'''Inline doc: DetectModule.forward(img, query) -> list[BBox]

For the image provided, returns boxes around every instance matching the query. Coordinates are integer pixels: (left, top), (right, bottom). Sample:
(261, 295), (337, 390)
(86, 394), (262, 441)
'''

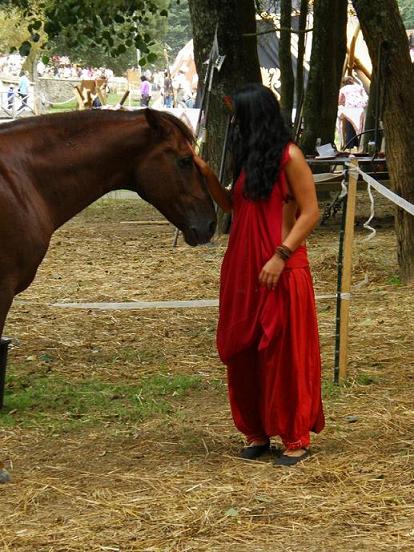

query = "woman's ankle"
(247, 438), (269, 447)
(283, 435), (310, 452)
(283, 447), (308, 457)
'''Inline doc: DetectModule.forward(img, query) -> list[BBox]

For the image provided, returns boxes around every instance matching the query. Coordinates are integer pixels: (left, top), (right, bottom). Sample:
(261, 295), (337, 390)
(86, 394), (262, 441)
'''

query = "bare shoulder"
(287, 142), (307, 164)
(285, 142), (314, 195)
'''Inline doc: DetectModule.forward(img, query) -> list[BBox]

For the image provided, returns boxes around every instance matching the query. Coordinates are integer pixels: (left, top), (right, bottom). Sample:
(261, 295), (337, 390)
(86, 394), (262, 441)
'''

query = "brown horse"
(0, 108), (216, 349)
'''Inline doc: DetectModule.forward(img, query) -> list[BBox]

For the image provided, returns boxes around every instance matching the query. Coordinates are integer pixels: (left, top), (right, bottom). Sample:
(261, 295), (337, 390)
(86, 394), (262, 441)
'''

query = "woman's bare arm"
(259, 143), (319, 290)
(282, 143), (320, 250)
(192, 153), (233, 213)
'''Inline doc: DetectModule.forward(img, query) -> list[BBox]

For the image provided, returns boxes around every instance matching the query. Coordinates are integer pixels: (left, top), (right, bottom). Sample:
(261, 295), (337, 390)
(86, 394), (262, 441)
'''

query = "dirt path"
(1, 200), (413, 551)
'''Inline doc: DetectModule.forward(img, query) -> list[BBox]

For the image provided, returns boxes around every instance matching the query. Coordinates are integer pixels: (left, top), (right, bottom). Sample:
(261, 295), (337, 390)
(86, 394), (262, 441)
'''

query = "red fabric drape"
(217, 145), (324, 446)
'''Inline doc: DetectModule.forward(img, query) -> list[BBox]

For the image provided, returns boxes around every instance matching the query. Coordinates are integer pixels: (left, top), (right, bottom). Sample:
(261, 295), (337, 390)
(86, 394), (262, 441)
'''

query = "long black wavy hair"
(231, 83), (291, 201)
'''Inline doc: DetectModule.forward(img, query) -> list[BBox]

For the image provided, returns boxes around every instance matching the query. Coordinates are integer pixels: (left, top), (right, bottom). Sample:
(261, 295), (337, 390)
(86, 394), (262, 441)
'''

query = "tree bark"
(352, 0), (414, 283)
(279, 0), (294, 125)
(300, 0), (348, 154)
(361, 64), (380, 151)
(295, 0), (309, 110)
(189, 0), (261, 171)
(189, 0), (261, 233)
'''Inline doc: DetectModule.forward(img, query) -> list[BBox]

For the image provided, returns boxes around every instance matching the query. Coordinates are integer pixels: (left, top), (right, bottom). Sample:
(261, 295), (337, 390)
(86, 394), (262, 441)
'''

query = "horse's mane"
(0, 108), (195, 143)
(158, 111), (195, 143)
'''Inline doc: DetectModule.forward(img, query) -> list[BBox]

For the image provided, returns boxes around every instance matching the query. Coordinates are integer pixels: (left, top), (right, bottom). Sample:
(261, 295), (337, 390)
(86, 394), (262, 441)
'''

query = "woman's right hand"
(190, 146), (233, 213)
(191, 149), (211, 178)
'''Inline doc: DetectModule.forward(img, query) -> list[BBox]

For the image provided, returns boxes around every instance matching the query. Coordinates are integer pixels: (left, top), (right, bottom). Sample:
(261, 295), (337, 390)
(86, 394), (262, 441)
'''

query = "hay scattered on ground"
(1, 199), (414, 551)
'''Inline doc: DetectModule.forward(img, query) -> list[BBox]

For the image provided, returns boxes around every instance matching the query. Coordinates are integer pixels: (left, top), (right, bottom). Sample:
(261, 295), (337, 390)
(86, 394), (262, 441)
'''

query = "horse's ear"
(144, 108), (168, 138)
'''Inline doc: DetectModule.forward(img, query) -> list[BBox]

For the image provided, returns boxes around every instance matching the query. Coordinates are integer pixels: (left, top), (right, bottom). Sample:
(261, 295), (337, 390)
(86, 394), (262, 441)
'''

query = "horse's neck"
(25, 113), (148, 229)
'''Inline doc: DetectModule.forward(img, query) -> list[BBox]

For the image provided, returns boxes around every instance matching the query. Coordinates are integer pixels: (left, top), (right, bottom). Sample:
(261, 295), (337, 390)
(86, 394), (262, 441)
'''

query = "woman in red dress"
(193, 83), (324, 466)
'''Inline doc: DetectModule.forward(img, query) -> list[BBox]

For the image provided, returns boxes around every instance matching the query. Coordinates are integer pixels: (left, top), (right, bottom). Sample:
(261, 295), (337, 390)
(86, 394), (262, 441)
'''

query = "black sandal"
(274, 449), (310, 466)
(240, 443), (270, 460)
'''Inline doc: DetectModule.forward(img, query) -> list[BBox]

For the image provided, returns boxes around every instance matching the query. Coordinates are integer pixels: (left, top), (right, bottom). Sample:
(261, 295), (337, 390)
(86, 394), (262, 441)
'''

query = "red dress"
(217, 145), (325, 448)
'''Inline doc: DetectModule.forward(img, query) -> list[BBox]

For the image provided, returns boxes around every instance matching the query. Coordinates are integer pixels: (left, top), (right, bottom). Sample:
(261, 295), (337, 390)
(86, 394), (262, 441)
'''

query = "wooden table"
(306, 155), (388, 193)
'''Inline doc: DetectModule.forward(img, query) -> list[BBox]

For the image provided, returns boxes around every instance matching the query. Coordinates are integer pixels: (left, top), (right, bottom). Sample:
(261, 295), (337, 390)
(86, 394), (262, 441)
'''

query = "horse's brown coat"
(0, 108), (216, 339)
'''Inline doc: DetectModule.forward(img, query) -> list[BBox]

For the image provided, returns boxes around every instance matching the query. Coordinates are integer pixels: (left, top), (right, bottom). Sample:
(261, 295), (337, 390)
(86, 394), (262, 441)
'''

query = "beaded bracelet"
(275, 244), (293, 261)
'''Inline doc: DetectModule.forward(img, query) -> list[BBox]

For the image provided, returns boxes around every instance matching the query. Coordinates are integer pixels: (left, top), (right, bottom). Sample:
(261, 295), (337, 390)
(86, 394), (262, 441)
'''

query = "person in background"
(16, 71), (30, 114)
(36, 59), (46, 77)
(6, 85), (15, 111)
(163, 70), (174, 108)
(140, 75), (151, 107)
(175, 83), (186, 107)
(338, 75), (368, 150)
(92, 94), (102, 109)
(192, 83), (325, 466)
(409, 33), (414, 63)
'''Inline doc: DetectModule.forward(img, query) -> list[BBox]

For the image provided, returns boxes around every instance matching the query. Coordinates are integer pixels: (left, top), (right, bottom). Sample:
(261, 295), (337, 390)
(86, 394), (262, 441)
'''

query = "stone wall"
(37, 77), (80, 105)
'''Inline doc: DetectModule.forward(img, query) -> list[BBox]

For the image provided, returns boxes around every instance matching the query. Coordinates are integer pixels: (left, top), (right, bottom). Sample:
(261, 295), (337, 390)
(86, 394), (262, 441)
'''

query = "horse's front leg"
(0, 232), (51, 403)
(0, 281), (15, 340)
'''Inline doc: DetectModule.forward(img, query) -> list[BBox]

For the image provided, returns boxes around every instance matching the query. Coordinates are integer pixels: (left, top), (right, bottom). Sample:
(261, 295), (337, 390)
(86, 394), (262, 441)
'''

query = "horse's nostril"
(190, 226), (199, 240)
(187, 221), (215, 245)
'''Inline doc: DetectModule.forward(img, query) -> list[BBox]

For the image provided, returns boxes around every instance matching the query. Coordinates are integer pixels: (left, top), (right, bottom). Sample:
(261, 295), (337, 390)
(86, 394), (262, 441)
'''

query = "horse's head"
(134, 109), (216, 246)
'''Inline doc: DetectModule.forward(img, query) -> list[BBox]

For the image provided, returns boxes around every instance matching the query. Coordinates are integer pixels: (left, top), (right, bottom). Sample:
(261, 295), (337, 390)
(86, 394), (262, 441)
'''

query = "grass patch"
(387, 275), (401, 286)
(0, 372), (203, 432)
(354, 372), (379, 386)
(322, 378), (342, 399)
(46, 93), (141, 114)
(46, 99), (78, 113)
(322, 370), (379, 399)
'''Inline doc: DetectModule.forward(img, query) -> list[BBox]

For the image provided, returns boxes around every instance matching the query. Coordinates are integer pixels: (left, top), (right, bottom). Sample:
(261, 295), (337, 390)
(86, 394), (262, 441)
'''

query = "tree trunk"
(300, 0), (348, 154)
(189, 0), (261, 170)
(295, 0), (309, 110)
(361, 64), (381, 151)
(352, 0), (414, 283)
(189, 0), (261, 233)
(279, 0), (294, 125)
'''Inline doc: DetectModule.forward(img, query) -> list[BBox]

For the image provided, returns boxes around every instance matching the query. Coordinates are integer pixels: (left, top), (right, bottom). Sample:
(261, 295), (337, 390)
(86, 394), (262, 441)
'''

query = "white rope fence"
(313, 172), (344, 183)
(363, 182), (376, 240)
(348, 164), (414, 216)
(50, 293), (353, 310)
(313, 170), (348, 199)
(344, 162), (414, 243)
(327, 158), (414, 382)
(40, 93), (76, 106)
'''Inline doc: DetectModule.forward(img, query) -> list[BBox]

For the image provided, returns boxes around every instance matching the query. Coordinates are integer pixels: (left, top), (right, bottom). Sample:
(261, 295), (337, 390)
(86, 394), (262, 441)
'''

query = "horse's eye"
(177, 156), (194, 169)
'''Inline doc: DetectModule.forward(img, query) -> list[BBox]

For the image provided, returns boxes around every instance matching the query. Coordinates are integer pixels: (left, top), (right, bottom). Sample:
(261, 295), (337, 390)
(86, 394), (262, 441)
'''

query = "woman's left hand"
(259, 255), (285, 290)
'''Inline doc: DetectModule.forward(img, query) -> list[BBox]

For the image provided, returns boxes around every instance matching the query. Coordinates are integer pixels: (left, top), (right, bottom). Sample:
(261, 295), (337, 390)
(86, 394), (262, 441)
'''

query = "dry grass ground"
(1, 197), (414, 551)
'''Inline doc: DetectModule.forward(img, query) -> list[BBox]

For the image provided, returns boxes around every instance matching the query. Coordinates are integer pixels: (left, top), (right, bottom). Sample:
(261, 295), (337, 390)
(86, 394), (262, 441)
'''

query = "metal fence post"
(0, 337), (11, 409)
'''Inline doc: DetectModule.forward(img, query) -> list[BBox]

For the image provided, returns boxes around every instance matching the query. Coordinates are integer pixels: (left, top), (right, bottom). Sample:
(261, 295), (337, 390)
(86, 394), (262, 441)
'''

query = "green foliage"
(0, 5), (33, 54)
(0, 0), (193, 71)
(44, 0), (169, 63)
(0, 0), (170, 66)
(163, 0), (192, 58)
(398, 0), (414, 29)
(47, 21), (140, 72)
(0, 371), (202, 432)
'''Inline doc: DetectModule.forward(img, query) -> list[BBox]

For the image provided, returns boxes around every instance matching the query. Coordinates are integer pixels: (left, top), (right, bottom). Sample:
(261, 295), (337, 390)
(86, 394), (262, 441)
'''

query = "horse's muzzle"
(183, 219), (216, 246)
